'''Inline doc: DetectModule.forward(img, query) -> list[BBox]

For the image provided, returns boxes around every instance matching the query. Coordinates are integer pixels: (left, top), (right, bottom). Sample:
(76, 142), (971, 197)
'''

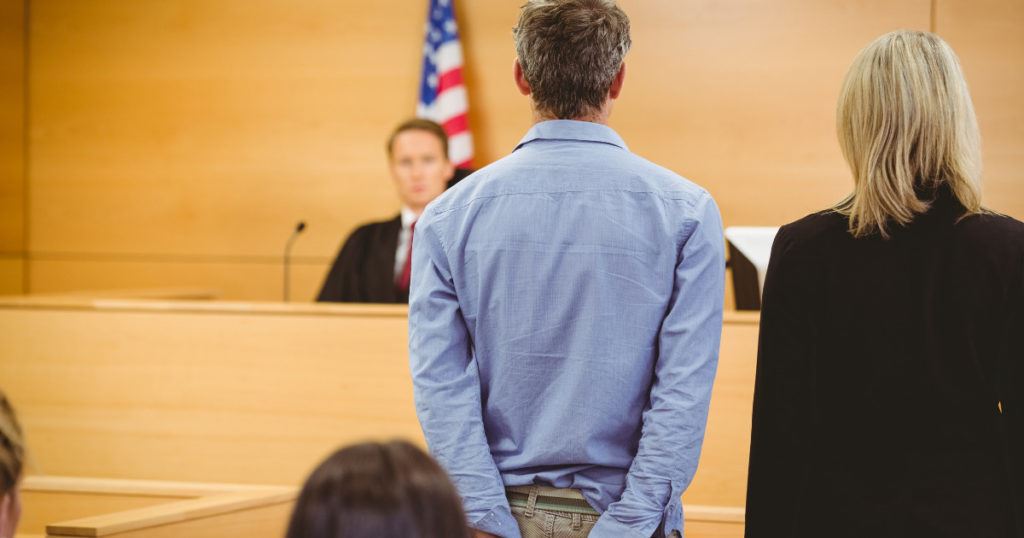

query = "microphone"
(283, 221), (307, 302)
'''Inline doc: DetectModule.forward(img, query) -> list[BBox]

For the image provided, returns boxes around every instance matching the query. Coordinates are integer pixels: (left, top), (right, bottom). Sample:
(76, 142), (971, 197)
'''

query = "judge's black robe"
(316, 170), (474, 304)
(317, 215), (403, 303)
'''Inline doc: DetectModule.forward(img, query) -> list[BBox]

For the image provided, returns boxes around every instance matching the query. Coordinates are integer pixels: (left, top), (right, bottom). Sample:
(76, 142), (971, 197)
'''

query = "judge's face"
(389, 130), (454, 214)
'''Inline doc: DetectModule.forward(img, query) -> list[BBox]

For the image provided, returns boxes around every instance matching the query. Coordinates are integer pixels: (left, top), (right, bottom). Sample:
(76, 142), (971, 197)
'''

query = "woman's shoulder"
(955, 210), (1024, 260)
(960, 210), (1024, 237)
(774, 209), (850, 253)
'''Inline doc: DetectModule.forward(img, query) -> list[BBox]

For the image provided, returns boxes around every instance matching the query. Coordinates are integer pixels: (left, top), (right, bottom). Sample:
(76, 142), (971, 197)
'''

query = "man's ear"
(609, 62), (626, 99)
(513, 58), (532, 96)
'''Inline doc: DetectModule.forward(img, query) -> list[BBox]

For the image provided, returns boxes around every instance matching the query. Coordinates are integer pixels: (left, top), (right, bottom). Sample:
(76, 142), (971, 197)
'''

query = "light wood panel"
(0, 256), (23, 295)
(0, 298), (758, 510)
(28, 0), (421, 260)
(935, 0), (1024, 219)
(28, 257), (329, 302)
(0, 300), (417, 485)
(684, 318), (758, 507)
(685, 520), (744, 538)
(26, 1), (937, 299)
(0, 0), (24, 256)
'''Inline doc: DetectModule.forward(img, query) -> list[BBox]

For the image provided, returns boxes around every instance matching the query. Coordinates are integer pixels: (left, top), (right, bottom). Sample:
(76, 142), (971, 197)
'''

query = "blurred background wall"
(0, 0), (1020, 300)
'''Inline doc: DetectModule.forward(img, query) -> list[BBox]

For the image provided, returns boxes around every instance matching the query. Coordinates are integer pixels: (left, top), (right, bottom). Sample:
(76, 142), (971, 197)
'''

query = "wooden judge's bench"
(0, 293), (756, 537)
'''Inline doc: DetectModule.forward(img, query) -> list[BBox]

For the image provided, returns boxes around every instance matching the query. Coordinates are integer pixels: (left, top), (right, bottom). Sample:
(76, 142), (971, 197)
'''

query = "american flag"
(418, 0), (473, 169)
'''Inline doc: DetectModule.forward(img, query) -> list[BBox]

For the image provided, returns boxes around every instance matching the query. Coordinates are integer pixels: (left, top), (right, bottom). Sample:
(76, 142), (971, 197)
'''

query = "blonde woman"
(0, 391), (24, 538)
(745, 31), (1023, 537)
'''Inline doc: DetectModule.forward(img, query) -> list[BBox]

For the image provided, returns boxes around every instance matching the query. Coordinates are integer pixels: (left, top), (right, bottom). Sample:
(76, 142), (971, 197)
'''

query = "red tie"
(397, 220), (416, 294)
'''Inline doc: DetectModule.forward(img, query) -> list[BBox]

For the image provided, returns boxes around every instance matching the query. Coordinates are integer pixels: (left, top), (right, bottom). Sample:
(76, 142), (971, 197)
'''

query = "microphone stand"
(283, 221), (306, 302)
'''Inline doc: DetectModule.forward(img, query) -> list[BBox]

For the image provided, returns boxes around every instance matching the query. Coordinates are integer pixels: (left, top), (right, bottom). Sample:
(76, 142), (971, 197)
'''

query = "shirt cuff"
(471, 505), (522, 538)
(590, 512), (654, 538)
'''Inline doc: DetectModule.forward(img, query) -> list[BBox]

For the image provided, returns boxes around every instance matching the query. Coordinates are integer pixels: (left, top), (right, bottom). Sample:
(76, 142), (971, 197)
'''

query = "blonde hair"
(0, 390), (24, 494)
(836, 30), (982, 238)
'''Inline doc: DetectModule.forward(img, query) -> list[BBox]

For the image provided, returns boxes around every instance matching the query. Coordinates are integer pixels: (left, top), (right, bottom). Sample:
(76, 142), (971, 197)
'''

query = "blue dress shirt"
(409, 120), (725, 538)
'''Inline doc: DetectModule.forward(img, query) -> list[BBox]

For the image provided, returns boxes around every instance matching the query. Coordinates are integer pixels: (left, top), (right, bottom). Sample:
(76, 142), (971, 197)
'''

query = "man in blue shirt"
(409, 1), (725, 537)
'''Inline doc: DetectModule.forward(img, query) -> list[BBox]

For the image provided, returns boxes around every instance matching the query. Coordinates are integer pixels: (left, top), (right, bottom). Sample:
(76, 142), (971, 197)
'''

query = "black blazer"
(317, 215), (404, 304)
(746, 190), (1024, 538)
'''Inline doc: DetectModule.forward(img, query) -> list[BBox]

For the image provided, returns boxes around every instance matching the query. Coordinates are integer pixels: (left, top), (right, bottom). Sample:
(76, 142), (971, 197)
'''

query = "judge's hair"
(835, 30), (982, 238)
(0, 390), (24, 495)
(285, 440), (471, 538)
(386, 119), (450, 160)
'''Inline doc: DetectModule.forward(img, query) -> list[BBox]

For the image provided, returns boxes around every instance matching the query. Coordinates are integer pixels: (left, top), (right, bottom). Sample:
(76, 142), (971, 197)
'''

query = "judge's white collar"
(401, 206), (420, 229)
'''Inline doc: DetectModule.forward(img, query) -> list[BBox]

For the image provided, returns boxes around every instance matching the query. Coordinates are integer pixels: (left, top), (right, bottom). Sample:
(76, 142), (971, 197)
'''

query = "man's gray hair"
(513, 0), (631, 120)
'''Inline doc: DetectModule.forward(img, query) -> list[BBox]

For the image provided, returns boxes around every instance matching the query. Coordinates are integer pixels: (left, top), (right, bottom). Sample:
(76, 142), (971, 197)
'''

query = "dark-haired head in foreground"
(285, 440), (471, 538)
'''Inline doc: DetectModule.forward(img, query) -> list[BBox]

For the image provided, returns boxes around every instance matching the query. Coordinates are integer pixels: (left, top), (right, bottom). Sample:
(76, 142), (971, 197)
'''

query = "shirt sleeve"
(743, 224), (818, 535)
(592, 192), (726, 537)
(408, 210), (523, 538)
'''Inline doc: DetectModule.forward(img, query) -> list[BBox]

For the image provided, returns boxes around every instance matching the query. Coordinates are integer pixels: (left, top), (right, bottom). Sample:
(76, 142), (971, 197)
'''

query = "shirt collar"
(515, 120), (628, 152)
(400, 206), (419, 229)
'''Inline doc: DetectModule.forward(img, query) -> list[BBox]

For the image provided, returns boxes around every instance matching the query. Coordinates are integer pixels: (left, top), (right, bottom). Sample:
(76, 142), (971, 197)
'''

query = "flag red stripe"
(437, 67), (464, 94)
(442, 113), (469, 136)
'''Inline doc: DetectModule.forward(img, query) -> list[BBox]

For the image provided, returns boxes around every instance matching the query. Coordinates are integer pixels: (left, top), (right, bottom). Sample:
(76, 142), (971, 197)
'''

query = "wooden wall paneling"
(28, 257), (329, 302)
(454, 0), (533, 167)
(28, 0), (423, 260)
(27, 1), (933, 299)
(610, 0), (931, 228)
(684, 520), (744, 538)
(0, 256), (23, 295)
(1, 0), (24, 294)
(935, 0), (1024, 219)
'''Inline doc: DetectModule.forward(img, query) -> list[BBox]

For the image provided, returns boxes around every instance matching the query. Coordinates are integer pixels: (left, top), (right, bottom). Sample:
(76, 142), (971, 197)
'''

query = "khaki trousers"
(506, 485), (677, 538)
(508, 486), (600, 538)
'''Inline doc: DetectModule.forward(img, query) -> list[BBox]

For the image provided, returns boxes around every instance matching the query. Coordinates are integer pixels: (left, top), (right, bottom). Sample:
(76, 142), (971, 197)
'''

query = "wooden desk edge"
(0, 297), (759, 323)
(0, 297), (409, 318)
(23, 475), (293, 498)
(685, 504), (746, 523)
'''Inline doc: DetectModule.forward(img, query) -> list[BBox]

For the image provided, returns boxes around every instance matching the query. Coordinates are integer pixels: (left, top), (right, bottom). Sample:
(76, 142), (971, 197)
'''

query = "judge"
(317, 119), (455, 303)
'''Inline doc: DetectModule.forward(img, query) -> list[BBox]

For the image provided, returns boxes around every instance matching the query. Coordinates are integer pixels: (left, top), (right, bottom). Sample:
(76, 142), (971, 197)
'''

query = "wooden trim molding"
(685, 504), (745, 523)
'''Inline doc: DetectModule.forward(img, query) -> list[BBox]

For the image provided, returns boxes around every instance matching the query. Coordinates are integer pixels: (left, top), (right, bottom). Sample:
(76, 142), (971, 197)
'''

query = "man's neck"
(533, 104), (611, 125)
